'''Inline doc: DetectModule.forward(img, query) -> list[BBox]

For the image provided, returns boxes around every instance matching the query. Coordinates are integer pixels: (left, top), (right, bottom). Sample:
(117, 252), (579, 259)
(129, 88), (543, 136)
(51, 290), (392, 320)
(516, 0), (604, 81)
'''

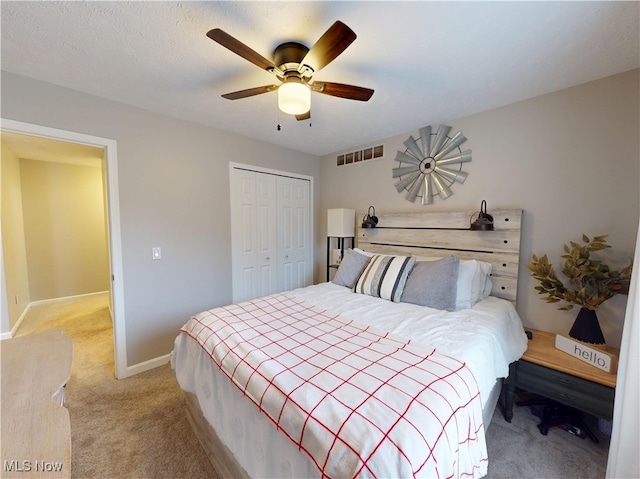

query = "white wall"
(0, 233), (8, 338)
(0, 143), (31, 330)
(319, 69), (640, 349)
(19, 159), (110, 300)
(1, 72), (321, 366)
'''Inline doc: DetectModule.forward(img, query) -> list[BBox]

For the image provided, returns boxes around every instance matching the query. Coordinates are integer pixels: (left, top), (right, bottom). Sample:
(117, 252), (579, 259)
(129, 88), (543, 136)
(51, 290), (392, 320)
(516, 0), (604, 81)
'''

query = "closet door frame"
(229, 162), (314, 303)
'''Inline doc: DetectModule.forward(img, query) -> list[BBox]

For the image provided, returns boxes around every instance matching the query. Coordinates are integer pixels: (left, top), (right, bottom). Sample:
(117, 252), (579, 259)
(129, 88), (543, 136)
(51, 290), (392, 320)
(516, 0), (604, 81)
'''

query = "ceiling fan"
(207, 21), (374, 120)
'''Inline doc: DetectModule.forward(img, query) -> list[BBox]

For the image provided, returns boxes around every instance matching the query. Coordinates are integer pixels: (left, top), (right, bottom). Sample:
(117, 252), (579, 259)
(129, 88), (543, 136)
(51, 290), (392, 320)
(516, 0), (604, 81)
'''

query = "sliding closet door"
(277, 176), (311, 292)
(230, 166), (312, 303)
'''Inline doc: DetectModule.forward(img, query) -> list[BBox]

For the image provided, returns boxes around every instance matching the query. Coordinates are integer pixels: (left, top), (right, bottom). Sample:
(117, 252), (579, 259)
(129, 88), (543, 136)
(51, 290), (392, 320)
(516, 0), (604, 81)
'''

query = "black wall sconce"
(470, 200), (494, 231)
(361, 206), (378, 228)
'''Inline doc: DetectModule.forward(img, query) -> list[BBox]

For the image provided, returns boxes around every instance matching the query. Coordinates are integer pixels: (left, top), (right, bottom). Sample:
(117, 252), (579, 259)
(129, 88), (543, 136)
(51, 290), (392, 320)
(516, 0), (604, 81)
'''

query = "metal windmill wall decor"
(392, 125), (471, 204)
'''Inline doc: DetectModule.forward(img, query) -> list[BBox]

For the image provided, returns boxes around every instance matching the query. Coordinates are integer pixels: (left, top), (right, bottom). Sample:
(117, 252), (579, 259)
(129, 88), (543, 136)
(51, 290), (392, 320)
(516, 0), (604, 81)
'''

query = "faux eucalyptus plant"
(528, 234), (633, 311)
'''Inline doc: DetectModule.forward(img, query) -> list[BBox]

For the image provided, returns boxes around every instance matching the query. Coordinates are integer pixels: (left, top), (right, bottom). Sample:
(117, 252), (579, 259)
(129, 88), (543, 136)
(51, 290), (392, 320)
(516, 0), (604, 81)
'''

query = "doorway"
(0, 119), (127, 378)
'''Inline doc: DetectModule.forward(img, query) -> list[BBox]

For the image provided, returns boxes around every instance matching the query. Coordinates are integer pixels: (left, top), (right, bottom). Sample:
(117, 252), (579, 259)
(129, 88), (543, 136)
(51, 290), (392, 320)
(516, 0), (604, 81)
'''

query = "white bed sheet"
(172, 282), (528, 478)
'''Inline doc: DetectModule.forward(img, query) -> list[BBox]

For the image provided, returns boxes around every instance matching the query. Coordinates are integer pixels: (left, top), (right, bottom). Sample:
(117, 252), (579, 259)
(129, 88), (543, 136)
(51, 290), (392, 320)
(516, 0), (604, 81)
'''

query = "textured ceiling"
(1, 1), (639, 157)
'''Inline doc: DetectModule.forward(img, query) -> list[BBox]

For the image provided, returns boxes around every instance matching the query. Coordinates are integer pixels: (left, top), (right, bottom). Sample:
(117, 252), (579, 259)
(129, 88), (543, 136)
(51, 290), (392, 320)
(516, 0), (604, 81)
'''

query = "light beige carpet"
(14, 294), (218, 479)
(1, 330), (72, 478)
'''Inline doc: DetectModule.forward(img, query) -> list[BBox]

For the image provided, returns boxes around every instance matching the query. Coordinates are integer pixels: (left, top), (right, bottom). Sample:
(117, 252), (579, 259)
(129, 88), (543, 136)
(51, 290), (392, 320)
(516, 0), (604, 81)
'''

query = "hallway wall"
(19, 159), (110, 301)
(0, 144), (30, 330)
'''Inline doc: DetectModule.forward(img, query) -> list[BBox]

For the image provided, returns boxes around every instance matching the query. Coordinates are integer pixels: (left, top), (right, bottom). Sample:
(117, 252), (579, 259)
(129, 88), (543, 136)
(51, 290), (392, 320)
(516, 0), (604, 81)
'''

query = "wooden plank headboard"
(356, 209), (523, 304)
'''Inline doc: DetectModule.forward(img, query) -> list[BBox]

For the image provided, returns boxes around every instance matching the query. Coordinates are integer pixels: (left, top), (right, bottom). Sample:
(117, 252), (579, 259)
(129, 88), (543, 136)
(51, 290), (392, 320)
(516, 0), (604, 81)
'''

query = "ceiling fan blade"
(296, 111), (311, 121)
(207, 29), (277, 72)
(311, 82), (374, 101)
(221, 85), (279, 100)
(299, 21), (356, 74)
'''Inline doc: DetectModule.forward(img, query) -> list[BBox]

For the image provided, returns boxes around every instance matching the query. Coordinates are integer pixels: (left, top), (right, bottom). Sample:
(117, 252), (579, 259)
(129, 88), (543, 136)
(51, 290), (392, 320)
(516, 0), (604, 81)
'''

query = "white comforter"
(291, 283), (528, 406)
(173, 283), (527, 479)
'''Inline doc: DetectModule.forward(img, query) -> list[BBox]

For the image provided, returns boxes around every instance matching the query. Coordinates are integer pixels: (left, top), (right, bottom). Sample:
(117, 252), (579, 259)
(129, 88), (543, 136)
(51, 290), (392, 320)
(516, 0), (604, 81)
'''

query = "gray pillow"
(332, 249), (371, 288)
(401, 256), (460, 311)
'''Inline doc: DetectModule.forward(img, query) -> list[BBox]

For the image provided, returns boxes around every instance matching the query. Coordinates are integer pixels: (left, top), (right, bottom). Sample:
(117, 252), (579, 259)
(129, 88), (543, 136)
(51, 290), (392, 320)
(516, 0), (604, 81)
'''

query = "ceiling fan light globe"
(278, 82), (311, 115)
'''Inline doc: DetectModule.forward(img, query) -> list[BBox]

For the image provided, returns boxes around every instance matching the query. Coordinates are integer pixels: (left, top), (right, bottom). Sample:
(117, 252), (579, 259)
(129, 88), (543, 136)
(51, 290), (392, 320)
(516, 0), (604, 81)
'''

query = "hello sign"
(555, 334), (617, 374)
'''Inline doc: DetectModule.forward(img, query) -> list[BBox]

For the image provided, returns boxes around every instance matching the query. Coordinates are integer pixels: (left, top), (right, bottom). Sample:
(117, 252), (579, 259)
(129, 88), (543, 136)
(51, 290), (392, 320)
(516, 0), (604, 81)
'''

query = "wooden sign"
(555, 334), (617, 373)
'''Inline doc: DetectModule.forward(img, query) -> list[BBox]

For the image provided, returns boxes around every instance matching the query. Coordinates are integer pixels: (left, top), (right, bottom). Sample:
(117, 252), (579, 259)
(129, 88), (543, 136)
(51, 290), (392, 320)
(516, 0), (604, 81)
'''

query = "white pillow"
(415, 256), (492, 310)
(458, 260), (492, 309)
(455, 260), (476, 310)
(479, 262), (494, 298)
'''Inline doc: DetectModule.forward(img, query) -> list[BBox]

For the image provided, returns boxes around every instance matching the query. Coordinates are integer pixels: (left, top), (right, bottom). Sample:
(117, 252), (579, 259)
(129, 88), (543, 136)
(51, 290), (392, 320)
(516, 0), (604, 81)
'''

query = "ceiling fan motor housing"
(274, 42), (310, 75)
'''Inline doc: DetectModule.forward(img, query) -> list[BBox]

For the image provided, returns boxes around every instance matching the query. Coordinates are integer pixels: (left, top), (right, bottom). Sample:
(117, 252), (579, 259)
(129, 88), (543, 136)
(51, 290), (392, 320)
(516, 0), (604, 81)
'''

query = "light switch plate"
(152, 247), (161, 260)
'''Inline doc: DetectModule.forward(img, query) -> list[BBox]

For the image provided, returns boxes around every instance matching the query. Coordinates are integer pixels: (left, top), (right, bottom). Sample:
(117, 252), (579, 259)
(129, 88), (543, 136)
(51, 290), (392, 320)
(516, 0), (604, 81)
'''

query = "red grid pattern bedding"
(181, 293), (488, 479)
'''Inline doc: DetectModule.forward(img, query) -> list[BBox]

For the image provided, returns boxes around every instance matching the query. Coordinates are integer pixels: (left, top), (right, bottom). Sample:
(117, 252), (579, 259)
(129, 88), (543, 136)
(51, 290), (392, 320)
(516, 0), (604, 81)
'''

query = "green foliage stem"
(528, 234), (632, 311)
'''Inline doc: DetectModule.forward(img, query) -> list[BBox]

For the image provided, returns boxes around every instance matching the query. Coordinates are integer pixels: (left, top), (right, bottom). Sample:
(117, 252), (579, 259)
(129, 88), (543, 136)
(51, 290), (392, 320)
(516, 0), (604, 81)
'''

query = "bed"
(172, 209), (528, 479)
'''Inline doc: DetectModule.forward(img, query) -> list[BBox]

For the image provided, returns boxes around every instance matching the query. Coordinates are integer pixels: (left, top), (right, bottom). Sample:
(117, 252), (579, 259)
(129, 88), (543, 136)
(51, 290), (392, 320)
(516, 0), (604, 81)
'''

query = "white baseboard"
(10, 303), (33, 338)
(120, 353), (172, 379)
(29, 291), (109, 307)
(0, 331), (13, 341)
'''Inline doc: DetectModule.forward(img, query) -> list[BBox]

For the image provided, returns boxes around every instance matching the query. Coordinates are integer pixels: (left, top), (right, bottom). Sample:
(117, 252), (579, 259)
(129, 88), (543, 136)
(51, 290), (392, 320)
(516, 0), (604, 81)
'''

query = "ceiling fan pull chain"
(276, 104), (282, 131)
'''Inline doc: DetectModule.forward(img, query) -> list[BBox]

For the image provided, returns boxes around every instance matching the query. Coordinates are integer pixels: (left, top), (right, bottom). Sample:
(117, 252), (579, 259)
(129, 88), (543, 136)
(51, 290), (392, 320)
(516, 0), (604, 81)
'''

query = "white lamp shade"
(278, 81), (311, 115)
(327, 209), (355, 237)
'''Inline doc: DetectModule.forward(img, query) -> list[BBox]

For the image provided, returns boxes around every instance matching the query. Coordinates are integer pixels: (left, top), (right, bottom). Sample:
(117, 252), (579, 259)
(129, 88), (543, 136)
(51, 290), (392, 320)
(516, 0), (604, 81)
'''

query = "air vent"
(337, 144), (384, 167)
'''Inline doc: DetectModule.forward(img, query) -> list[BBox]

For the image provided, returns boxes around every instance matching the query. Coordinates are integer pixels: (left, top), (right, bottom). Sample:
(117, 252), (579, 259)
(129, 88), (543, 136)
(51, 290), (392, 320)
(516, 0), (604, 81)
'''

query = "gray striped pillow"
(354, 254), (416, 302)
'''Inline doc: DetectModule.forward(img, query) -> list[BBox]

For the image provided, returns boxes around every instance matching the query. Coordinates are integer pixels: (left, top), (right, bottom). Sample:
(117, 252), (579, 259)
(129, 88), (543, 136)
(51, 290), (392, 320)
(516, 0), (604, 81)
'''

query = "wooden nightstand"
(502, 329), (619, 423)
